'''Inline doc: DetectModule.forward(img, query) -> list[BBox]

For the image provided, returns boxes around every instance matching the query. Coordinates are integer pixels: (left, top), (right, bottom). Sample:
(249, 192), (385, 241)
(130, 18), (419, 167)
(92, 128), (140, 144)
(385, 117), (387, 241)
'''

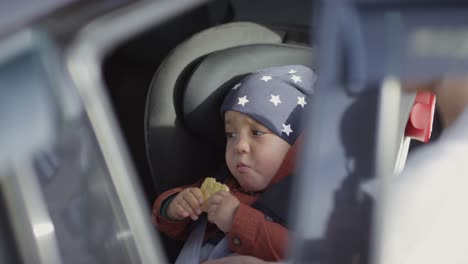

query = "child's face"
(224, 111), (290, 192)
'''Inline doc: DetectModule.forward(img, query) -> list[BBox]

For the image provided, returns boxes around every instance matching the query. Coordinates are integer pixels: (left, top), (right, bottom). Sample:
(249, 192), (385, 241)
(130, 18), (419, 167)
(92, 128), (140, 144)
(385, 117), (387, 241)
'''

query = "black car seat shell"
(145, 22), (300, 195)
(144, 21), (418, 262)
(144, 22), (313, 261)
(182, 44), (313, 148)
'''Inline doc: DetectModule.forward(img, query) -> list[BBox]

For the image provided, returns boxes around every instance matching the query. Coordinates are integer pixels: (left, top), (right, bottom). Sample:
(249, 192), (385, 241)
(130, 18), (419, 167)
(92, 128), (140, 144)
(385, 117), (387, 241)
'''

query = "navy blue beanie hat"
(220, 65), (317, 145)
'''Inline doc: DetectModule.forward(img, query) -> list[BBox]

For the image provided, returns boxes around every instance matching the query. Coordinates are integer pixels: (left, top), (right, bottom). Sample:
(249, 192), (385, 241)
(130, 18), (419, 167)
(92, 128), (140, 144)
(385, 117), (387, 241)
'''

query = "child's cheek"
(256, 157), (278, 180)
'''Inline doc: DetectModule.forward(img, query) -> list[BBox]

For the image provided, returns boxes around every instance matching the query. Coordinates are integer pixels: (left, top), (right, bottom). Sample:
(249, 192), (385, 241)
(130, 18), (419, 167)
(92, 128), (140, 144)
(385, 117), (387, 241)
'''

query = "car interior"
(101, 1), (439, 261)
(0, 0), (446, 263)
(102, 0), (315, 204)
(102, 0), (441, 204)
(144, 23), (315, 260)
(100, 1), (330, 260)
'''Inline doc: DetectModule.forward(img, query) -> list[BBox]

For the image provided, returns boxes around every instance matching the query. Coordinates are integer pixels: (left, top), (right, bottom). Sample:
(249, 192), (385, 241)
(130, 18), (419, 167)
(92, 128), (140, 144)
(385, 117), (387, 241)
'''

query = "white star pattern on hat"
(281, 124), (293, 136)
(237, 96), (249, 107)
(291, 75), (302, 83)
(221, 65), (316, 145)
(269, 94), (282, 107)
(297, 96), (307, 108)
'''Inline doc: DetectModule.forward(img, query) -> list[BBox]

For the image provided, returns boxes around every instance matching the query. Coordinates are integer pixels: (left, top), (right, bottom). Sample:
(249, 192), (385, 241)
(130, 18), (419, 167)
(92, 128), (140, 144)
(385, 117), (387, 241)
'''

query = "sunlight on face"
(224, 111), (290, 192)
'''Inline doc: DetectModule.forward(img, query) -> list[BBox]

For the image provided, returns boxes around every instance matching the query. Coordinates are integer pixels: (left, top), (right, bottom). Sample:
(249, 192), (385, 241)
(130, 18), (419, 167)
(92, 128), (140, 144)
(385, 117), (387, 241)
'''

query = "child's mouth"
(236, 162), (250, 173)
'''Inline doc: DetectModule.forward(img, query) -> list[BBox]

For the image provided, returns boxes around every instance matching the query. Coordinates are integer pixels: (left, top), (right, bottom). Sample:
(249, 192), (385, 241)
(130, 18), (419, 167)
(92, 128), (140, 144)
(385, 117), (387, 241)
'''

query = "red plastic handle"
(404, 91), (436, 143)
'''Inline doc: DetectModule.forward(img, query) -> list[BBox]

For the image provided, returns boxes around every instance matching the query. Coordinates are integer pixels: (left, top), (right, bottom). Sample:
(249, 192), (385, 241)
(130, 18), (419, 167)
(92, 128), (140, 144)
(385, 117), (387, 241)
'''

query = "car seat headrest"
(144, 22), (306, 199)
(181, 43), (313, 147)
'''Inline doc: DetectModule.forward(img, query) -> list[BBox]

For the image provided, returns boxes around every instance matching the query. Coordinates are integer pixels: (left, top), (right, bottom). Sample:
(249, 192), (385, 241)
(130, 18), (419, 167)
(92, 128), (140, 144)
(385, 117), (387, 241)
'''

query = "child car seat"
(144, 22), (309, 196)
(144, 22), (420, 261)
(144, 22), (313, 260)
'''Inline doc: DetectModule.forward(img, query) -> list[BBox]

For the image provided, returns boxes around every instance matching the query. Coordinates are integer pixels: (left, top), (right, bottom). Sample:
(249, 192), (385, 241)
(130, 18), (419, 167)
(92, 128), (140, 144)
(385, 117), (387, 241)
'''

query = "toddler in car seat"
(152, 65), (316, 262)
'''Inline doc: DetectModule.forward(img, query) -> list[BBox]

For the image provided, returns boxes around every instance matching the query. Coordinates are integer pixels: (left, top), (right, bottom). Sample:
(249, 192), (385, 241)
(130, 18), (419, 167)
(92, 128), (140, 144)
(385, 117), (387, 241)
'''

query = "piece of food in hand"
(200, 177), (230, 200)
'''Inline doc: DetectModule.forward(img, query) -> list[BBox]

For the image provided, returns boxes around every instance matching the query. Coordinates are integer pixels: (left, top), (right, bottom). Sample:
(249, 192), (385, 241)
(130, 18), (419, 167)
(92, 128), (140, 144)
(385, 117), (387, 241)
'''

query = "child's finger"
(184, 191), (202, 215)
(189, 187), (205, 204)
(217, 190), (230, 197)
(207, 203), (217, 215)
(179, 199), (197, 220)
(174, 204), (189, 219)
(203, 193), (224, 212)
(207, 205), (217, 223)
(208, 192), (225, 204)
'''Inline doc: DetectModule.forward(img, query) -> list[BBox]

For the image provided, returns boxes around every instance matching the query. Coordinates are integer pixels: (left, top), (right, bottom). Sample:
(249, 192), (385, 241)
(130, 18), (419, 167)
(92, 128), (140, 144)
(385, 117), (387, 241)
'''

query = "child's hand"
(166, 187), (204, 221)
(204, 191), (240, 232)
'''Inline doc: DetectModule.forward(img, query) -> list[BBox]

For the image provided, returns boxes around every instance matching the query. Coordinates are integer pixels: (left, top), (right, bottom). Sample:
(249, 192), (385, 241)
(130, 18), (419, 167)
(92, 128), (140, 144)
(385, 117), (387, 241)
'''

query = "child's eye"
(226, 132), (235, 139)
(252, 130), (265, 136)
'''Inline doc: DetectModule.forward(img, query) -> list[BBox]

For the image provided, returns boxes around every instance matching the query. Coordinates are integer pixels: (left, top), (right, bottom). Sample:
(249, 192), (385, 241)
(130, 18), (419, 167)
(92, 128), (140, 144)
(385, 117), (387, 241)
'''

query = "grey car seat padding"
(146, 43), (312, 195)
(145, 22), (286, 194)
(182, 43), (313, 148)
(146, 42), (313, 263)
(144, 21), (417, 263)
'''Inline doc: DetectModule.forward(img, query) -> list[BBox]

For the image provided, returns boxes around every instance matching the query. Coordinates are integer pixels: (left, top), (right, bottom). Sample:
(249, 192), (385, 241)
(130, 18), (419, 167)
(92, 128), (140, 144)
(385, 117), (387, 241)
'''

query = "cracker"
(200, 177), (229, 199)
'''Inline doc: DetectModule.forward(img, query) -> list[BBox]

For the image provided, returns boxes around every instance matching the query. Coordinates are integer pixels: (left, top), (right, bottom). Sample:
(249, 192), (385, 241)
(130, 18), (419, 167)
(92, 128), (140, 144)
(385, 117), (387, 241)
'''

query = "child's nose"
(234, 136), (250, 153)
